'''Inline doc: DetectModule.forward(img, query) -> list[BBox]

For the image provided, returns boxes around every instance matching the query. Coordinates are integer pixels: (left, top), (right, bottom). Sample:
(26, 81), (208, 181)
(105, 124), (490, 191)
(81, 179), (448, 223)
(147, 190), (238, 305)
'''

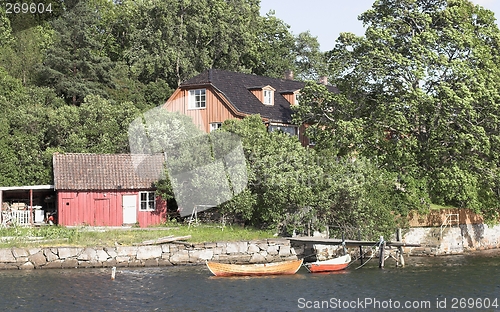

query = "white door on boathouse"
(122, 195), (137, 224)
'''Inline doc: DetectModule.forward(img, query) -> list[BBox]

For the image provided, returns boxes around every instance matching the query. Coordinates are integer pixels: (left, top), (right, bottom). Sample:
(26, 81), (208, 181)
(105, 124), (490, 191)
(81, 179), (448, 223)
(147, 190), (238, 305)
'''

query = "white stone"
(189, 249), (213, 262)
(58, 247), (81, 259)
(137, 246), (162, 260)
(0, 250), (15, 263)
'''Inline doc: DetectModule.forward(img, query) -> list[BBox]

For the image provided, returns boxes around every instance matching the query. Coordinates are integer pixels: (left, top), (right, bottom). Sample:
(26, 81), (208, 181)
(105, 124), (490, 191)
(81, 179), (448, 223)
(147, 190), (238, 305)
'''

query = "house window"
(269, 124), (298, 137)
(294, 93), (300, 105)
(263, 89), (273, 105)
(140, 191), (156, 211)
(188, 89), (206, 109)
(210, 122), (222, 132)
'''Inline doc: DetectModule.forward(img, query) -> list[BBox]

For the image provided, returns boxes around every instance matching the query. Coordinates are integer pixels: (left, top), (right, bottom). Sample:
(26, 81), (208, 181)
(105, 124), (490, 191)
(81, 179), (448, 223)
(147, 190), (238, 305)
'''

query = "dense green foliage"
(2, 0), (499, 238)
(0, 0), (325, 186)
(294, 0), (500, 221)
(218, 115), (405, 239)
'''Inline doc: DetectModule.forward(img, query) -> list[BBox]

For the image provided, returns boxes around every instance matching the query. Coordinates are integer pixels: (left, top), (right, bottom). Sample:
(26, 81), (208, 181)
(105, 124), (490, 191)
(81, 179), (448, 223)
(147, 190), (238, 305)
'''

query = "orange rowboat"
(206, 259), (303, 277)
(305, 254), (351, 273)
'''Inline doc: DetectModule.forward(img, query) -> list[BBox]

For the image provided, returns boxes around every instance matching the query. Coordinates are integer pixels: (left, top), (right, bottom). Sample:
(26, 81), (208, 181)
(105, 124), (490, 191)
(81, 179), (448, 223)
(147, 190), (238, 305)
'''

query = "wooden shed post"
(30, 189), (33, 225)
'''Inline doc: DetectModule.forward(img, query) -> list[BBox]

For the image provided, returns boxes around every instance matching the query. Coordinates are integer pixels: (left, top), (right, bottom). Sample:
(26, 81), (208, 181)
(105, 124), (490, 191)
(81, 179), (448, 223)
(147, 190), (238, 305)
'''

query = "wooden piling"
(378, 236), (385, 268)
(111, 267), (116, 280)
(396, 228), (405, 267)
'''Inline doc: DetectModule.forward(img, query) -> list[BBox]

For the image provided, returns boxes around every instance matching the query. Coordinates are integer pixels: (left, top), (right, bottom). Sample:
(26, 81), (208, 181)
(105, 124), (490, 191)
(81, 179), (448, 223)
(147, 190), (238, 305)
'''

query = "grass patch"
(0, 224), (275, 248)
(430, 203), (459, 210)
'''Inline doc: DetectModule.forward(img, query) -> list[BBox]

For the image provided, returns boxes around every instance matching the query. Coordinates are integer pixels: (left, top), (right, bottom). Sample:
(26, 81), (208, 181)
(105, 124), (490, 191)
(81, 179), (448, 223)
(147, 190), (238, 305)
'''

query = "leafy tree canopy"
(295, 0), (500, 220)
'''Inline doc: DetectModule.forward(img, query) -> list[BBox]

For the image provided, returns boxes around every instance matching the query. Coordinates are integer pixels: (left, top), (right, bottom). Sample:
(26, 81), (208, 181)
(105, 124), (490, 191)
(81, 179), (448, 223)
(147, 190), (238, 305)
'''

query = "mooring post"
(378, 236), (385, 268)
(358, 229), (364, 265)
(397, 228), (405, 267)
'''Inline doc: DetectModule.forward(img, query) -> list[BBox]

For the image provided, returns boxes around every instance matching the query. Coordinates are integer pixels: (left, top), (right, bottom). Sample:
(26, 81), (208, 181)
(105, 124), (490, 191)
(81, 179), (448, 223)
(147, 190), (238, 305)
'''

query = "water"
(0, 251), (499, 312)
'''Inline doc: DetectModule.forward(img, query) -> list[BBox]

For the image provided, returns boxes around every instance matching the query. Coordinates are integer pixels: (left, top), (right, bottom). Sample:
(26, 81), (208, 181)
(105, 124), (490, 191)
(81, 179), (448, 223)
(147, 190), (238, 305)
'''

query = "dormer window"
(294, 92), (300, 105)
(263, 89), (273, 105)
(261, 85), (275, 105)
(188, 89), (206, 109)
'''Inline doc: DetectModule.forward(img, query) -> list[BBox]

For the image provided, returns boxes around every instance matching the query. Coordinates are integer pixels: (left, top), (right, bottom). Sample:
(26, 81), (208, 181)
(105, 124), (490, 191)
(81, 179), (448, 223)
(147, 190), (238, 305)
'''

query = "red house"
(164, 69), (339, 146)
(53, 153), (167, 227)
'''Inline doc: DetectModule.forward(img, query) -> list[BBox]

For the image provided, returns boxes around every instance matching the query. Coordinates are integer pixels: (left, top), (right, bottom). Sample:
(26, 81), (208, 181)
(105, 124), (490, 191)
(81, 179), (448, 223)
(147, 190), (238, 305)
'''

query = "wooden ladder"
(440, 213), (459, 239)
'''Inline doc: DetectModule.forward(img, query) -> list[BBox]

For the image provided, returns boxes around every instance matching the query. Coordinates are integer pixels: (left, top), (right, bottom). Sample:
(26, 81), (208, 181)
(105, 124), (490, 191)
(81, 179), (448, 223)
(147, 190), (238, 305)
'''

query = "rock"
(137, 246), (162, 260)
(19, 262), (34, 270)
(226, 242), (247, 253)
(29, 252), (47, 267)
(279, 245), (291, 257)
(58, 247), (81, 259)
(128, 260), (143, 267)
(77, 248), (97, 261)
(116, 246), (138, 257)
(161, 245), (170, 253)
(249, 253), (266, 263)
(103, 259), (117, 267)
(158, 259), (173, 266)
(0, 249), (15, 263)
(105, 247), (117, 258)
(116, 256), (130, 263)
(0, 263), (19, 270)
(170, 250), (190, 264)
(12, 248), (28, 258)
(96, 249), (110, 262)
(61, 258), (78, 268)
(43, 260), (63, 269)
(247, 244), (260, 253)
(27, 248), (41, 255)
(44, 249), (59, 262)
(189, 249), (213, 262)
(144, 259), (158, 267)
(77, 261), (93, 268)
(267, 245), (279, 256)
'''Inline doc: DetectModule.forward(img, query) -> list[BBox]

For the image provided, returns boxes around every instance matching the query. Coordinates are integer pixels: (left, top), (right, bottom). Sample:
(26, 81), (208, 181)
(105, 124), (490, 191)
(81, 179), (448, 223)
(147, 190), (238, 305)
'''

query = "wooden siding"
(249, 89), (263, 103)
(57, 190), (166, 227)
(164, 87), (241, 133)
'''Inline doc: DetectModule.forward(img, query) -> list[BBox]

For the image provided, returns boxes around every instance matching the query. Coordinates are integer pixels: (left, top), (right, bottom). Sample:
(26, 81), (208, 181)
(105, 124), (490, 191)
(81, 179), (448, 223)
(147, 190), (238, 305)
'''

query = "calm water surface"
(0, 251), (499, 312)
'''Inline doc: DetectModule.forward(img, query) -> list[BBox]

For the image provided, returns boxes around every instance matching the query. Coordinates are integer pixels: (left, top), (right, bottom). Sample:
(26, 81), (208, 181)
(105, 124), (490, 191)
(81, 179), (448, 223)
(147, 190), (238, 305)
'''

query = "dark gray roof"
(53, 153), (164, 190)
(180, 69), (339, 123)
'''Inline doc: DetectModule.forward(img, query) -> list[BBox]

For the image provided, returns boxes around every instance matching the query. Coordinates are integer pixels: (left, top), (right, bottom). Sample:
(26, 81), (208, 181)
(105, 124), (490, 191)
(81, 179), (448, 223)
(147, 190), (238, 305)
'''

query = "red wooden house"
(163, 69), (339, 146)
(53, 153), (166, 227)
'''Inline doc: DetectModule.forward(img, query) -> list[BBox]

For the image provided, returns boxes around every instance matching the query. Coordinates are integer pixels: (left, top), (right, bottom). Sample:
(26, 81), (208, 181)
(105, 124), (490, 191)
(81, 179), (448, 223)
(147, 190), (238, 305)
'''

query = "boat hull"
(206, 259), (303, 277)
(306, 254), (351, 273)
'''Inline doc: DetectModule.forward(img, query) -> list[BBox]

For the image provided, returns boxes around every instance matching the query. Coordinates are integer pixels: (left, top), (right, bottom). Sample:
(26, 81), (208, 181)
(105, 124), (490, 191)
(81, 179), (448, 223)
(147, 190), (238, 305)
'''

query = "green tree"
(35, 1), (115, 105)
(298, 0), (500, 220)
(47, 95), (141, 153)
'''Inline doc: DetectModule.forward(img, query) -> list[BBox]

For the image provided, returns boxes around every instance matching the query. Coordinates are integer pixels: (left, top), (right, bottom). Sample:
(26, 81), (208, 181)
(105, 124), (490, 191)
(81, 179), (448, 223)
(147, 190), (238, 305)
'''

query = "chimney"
(284, 70), (294, 80)
(319, 76), (328, 85)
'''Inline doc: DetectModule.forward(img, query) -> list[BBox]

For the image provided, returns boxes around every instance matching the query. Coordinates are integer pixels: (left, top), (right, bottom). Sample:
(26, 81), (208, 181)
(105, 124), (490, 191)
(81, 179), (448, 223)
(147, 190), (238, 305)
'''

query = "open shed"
(0, 185), (55, 225)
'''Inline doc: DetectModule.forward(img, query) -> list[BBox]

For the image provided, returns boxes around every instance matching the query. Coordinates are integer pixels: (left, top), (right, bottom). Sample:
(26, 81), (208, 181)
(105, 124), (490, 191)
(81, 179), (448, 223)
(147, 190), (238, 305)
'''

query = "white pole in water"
(111, 267), (116, 280)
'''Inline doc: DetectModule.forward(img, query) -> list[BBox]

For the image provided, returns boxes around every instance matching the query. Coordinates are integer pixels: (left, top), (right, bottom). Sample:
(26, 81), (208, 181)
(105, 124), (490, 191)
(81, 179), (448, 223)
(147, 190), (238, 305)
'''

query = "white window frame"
(139, 191), (156, 211)
(188, 89), (206, 109)
(263, 89), (273, 105)
(210, 122), (222, 132)
(294, 92), (300, 105)
(269, 124), (298, 137)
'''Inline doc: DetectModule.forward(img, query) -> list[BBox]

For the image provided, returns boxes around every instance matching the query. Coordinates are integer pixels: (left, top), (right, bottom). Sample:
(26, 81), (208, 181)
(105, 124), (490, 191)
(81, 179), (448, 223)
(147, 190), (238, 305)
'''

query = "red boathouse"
(53, 153), (167, 227)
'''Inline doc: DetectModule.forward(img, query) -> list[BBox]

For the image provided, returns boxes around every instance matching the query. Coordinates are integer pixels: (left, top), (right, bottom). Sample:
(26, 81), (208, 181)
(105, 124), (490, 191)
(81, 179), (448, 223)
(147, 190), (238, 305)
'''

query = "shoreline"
(0, 237), (498, 270)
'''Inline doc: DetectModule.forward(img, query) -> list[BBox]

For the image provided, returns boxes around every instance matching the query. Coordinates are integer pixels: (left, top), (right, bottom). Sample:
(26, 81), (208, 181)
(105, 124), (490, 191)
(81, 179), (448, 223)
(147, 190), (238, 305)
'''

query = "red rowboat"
(305, 254), (351, 273)
(206, 259), (303, 277)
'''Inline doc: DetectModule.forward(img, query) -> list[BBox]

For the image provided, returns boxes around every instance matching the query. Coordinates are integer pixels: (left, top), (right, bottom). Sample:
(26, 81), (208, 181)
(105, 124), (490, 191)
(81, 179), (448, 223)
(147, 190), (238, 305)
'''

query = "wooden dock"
(288, 231), (421, 268)
(288, 237), (421, 248)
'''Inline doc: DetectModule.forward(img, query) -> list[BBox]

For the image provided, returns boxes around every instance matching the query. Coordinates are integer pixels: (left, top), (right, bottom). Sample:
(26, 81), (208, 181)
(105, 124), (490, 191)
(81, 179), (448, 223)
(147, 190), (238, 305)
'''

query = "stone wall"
(0, 239), (298, 270)
(402, 223), (500, 256)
